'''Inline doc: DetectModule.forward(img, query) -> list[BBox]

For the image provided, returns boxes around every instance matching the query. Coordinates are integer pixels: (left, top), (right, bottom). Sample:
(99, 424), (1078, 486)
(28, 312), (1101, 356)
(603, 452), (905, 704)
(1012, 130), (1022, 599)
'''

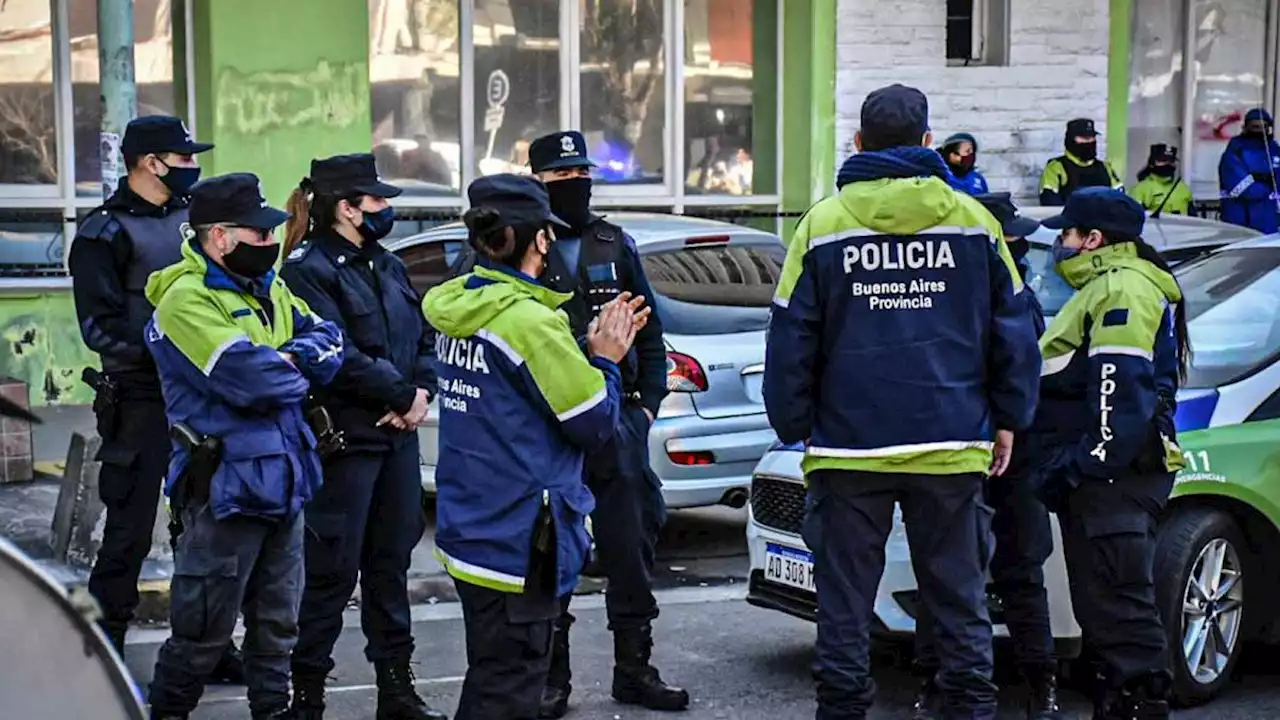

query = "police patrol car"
(748, 229), (1280, 708)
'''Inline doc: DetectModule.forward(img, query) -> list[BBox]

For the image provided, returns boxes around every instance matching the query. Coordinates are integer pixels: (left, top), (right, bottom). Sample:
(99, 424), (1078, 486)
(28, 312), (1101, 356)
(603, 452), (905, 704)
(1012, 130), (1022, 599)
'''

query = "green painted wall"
(1107, 0), (1132, 178)
(192, 0), (373, 206)
(0, 290), (98, 406)
(779, 0), (836, 240)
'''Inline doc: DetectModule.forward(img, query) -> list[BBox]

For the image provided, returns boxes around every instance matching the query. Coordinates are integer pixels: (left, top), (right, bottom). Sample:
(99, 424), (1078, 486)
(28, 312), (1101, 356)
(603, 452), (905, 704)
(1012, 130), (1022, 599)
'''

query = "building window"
(946, 0), (1008, 67)
(369, 0), (462, 197)
(72, 0), (178, 198)
(0, 0), (58, 187)
(580, 0), (667, 186)
(474, 0), (561, 179)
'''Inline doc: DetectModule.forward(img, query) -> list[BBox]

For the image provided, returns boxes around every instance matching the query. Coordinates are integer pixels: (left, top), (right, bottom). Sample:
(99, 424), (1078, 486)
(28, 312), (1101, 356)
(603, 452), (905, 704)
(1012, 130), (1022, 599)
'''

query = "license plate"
(764, 543), (816, 592)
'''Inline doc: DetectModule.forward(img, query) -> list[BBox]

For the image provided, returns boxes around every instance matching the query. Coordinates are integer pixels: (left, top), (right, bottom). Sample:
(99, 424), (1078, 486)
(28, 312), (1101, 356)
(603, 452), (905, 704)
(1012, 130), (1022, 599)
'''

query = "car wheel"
(1155, 508), (1249, 706)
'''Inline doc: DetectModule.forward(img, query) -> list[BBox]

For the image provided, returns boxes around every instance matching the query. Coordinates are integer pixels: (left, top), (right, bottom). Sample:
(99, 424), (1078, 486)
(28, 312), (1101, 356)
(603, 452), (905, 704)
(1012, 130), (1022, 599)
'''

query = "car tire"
(1155, 508), (1250, 707)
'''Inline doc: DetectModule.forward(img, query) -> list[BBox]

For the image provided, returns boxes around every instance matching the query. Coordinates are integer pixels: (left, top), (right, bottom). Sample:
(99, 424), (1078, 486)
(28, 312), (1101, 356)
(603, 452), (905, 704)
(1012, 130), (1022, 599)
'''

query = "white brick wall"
(835, 0), (1111, 202)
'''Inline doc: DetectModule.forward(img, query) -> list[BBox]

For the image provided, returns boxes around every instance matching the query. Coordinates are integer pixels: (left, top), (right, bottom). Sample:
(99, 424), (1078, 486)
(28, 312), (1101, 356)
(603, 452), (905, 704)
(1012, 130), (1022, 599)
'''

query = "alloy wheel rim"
(1181, 537), (1245, 684)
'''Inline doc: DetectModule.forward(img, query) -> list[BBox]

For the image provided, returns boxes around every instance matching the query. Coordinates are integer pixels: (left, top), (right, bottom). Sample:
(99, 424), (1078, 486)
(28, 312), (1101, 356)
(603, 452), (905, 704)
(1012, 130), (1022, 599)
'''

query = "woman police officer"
(423, 174), (647, 719)
(1031, 188), (1190, 720)
(277, 154), (447, 720)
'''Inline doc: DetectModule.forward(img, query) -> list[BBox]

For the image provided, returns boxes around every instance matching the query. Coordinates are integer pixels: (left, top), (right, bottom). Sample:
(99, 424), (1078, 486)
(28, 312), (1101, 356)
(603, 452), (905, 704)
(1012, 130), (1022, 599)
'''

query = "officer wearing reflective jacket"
(143, 173), (344, 720)
(1218, 108), (1280, 233)
(451, 131), (683, 716)
(67, 116), (247, 677)
(423, 174), (644, 719)
(278, 154), (446, 720)
(1040, 119), (1123, 206)
(766, 84), (1041, 720)
(1032, 188), (1189, 720)
(911, 193), (1061, 720)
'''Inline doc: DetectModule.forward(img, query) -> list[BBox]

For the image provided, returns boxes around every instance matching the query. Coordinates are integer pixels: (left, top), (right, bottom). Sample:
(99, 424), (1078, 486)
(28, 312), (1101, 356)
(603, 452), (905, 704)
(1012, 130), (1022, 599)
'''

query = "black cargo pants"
(1059, 472), (1174, 689)
(804, 470), (997, 720)
(88, 396), (169, 644)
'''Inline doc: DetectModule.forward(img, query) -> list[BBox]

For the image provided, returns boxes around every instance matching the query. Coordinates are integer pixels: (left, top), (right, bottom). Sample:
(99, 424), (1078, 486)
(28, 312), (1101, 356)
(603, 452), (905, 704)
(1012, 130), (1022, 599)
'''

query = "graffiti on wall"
(0, 292), (98, 406)
(214, 60), (370, 136)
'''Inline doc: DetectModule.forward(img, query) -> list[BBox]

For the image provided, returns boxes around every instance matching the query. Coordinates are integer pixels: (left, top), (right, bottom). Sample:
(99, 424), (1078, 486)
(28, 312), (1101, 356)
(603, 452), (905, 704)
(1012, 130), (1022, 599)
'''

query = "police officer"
(1033, 188), (1187, 719)
(911, 193), (1060, 720)
(453, 131), (683, 716)
(425, 173), (644, 719)
(144, 173), (345, 719)
(67, 114), (244, 681)
(767, 84), (1041, 720)
(1131, 144), (1191, 216)
(277, 154), (446, 720)
(939, 132), (989, 195)
(1040, 119), (1123, 206)
(1218, 108), (1280, 233)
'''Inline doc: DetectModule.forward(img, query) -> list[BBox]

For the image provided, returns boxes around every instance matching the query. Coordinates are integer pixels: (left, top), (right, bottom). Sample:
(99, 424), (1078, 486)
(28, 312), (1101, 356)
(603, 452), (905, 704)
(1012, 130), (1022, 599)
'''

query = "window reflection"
(1126, 0), (1185, 190)
(474, 0), (560, 178)
(71, 0), (177, 197)
(580, 0), (666, 185)
(0, 0), (58, 185)
(0, 213), (65, 274)
(369, 0), (462, 196)
(683, 0), (775, 196)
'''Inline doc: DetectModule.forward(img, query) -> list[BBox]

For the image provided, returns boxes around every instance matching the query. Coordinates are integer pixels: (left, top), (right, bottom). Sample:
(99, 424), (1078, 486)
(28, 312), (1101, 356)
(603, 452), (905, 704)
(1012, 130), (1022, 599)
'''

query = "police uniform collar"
(315, 228), (382, 265)
(1056, 241), (1138, 289)
(106, 176), (189, 217)
(1064, 150), (1097, 167)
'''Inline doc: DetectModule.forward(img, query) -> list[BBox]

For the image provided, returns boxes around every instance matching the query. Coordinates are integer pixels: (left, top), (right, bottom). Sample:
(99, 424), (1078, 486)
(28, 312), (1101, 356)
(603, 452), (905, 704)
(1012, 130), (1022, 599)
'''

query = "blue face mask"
(1052, 236), (1080, 267)
(358, 206), (396, 242)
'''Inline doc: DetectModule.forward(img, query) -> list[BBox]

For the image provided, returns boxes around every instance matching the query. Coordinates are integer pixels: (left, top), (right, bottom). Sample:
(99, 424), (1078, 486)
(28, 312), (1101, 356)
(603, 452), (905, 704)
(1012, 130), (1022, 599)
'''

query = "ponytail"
(282, 177), (313, 258)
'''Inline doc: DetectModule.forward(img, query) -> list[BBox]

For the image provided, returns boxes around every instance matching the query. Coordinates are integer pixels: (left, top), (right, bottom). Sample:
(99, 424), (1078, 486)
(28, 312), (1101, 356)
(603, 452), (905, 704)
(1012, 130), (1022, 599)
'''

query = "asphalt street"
(116, 507), (1280, 719)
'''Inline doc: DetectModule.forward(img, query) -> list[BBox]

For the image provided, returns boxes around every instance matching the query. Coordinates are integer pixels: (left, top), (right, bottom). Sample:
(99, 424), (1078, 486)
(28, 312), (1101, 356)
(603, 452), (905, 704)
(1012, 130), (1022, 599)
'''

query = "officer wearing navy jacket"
(452, 132), (683, 717)
(278, 154), (446, 720)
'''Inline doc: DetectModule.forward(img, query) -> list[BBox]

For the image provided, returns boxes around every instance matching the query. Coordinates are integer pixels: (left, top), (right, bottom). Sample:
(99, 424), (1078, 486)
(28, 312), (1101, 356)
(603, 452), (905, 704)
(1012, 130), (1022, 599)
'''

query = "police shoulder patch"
(77, 210), (120, 242)
(1102, 308), (1130, 327)
(284, 242), (311, 263)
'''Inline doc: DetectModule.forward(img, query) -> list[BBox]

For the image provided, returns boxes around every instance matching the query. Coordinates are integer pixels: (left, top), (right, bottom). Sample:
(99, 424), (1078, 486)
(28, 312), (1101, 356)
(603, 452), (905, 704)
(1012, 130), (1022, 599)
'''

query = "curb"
(128, 572), (609, 625)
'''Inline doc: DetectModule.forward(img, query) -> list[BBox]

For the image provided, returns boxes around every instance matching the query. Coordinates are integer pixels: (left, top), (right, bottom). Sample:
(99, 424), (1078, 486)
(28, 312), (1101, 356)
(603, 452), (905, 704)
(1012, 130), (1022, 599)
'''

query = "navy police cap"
(529, 131), (597, 173)
(467, 174), (569, 230)
(1041, 187), (1145, 238)
(121, 115), (213, 158)
(189, 173), (291, 230)
(307, 153), (402, 199)
(974, 192), (1040, 239)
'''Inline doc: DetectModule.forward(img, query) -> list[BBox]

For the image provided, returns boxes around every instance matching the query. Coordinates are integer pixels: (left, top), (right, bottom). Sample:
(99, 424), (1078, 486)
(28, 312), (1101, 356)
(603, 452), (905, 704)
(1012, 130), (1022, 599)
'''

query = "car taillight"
(684, 235), (730, 246)
(668, 450), (715, 466)
(666, 352), (708, 392)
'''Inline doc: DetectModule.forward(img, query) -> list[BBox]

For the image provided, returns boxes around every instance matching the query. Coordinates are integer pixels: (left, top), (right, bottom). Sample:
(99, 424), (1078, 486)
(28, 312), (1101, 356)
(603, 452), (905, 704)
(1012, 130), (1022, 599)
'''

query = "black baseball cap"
(467, 174), (569, 229)
(860, 84), (930, 148)
(974, 192), (1040, 239)
(1148, 143), (1178, 163)
(1041, 187), (1145, 237)
(1066, 118), (1099, 138)
(529, 131), (597, 173)
(189, 173), (291, 230)
(307, 153), (402, 198)
(121, 115), (213, 158)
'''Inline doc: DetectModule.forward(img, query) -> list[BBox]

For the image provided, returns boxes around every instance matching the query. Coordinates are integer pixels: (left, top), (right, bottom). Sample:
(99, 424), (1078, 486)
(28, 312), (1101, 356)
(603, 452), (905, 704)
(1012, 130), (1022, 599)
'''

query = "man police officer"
(144, 173), (344, 719)
(766, 84), (1041, 719)
(449, 131), (686, 716)
(67, 115), (245, 681)
(1040, 118), (1123, 206)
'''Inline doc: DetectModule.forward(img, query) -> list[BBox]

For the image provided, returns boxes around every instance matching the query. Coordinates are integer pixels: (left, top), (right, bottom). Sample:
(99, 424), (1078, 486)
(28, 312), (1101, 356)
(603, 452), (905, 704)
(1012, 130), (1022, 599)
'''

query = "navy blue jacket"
(280, 230), (437, 452)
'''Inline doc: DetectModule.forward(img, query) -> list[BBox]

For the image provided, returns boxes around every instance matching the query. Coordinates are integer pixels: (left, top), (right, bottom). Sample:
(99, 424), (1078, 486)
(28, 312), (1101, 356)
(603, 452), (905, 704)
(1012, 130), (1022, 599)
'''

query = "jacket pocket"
(216, 430), (290, 515)
(171, 551), (239, 642)
(338, 285), (386, 353)
(1080, 514), (1155, 590)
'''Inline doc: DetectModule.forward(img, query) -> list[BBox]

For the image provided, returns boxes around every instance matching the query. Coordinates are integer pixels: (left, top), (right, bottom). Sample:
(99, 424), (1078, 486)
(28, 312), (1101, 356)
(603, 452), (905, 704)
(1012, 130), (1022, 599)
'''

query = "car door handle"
(740, 363), (764, 376)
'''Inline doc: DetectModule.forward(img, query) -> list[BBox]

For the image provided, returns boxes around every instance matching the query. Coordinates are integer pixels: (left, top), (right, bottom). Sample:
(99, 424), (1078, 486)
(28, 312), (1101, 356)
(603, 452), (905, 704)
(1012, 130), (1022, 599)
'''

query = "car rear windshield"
(640, 241), (785, 336)
(1179, 247), (1280, 388)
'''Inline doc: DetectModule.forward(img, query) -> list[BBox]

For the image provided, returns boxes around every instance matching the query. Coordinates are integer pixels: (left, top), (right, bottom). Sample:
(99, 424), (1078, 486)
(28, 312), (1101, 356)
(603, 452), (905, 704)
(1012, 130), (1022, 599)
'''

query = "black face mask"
(158, 162), (202, 197)
(1067, 140), (1098, 162)
(1244, 127), (1273, 141)
(223, 241), (280, 279)
(1150, 164), (1176, 178)
(546, 177), (593, 230)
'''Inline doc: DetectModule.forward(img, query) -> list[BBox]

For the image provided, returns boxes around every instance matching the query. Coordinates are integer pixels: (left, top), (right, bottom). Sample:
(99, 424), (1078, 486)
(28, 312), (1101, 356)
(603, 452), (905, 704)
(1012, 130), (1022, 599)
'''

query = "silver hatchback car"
(384, 212), (785, 509)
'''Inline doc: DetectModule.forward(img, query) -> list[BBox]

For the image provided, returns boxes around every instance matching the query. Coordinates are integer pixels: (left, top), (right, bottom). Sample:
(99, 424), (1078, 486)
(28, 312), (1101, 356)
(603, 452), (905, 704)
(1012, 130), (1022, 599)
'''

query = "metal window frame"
(0, 0), (64, 204)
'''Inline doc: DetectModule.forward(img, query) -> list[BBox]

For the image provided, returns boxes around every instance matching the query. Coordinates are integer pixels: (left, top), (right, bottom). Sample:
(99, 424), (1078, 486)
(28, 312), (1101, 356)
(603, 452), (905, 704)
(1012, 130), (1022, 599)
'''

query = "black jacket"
(280, 229), (437, 453)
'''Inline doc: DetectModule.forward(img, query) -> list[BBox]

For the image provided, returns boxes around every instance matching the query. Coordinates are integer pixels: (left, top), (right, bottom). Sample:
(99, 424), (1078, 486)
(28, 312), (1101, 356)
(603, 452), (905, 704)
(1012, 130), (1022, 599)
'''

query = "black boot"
(290, 668), (327, 720)
(210, 640), (247, 685)
(1024, 669), (1063, 719)
(1093, 673), (1171, 720)
(910, 676), (940, 720)
(374, 658), (449, 720)
(539, 615), (574, 719)
(611, 626), (689, 711)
